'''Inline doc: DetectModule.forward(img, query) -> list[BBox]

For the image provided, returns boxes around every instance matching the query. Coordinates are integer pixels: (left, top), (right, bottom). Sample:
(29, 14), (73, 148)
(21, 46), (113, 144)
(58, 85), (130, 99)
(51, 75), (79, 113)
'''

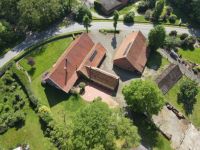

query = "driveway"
(0, 21), (199, 68)
(88, 30), (141, 106)
(153, 106), (200, 150)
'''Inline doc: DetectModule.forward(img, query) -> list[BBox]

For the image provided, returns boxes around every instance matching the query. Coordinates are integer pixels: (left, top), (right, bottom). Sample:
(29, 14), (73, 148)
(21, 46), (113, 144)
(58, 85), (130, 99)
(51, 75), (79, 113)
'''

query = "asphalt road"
(0, 21), (199, 68)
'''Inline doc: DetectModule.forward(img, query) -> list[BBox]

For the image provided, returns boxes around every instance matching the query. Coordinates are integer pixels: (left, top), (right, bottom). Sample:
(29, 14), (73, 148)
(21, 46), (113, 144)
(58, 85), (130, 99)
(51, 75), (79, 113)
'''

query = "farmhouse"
(44, 33), (119, 93)
(113, 31), (148, 74)
(96, 0), (128, 15)
(155, 64), (183, 94)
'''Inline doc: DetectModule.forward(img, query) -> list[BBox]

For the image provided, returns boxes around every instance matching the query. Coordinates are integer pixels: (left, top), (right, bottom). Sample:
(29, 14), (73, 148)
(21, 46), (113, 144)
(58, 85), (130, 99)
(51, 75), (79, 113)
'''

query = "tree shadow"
(146, 51), (162, 71)
(111, 35), (117, 49)
(44, 84), (71, 107)
(177, 94), (197, 115)
(132, 113), (159, 149)
(15, 120), (25, 130)
(27, 67), (36, 77)
(113, 65), (140, 82)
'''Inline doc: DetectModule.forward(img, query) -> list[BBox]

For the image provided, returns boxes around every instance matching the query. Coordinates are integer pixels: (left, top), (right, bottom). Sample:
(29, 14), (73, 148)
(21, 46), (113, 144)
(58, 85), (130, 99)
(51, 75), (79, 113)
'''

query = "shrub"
(180, 33), (189, 40)
(145, 10), (152, 20)
(137, 1), (148, 13)
(123, 11), (135, 24)
(166, 6), (173, 16)
(197, 37), (200, 43)
(181, 36), (196, 49)
(169, 30), (177, 36)
(27, 57), (35, 67)
(76, 6), (92, 23)
(169, 14), (177, 24)
(164, 36), (181, 50)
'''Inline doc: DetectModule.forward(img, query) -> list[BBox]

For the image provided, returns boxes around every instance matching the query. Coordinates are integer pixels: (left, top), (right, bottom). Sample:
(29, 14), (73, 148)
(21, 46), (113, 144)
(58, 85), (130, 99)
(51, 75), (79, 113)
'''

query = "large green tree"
(179, 79), (199, 114)
(122, 79), (165, 117)
(72, 101), (140, 150)
(0, 0), (20, 24)
(18, 0), (63, 30)
(152, 0), (164, 21)
(148, 25), (166, 50)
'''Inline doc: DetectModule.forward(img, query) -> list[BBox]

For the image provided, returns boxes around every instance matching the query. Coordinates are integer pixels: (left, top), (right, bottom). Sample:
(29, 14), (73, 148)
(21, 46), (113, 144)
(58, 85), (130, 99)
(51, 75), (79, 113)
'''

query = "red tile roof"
(46, 33), (107, 93)
(85, 67), (119, 91)
(113, 31), (148, 73)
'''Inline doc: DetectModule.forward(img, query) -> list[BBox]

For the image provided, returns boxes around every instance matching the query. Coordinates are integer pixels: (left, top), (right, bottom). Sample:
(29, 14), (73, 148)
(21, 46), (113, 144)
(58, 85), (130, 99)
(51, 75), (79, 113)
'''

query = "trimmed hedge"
(11, 65), (40, 109)
(15, 31), (84, 62)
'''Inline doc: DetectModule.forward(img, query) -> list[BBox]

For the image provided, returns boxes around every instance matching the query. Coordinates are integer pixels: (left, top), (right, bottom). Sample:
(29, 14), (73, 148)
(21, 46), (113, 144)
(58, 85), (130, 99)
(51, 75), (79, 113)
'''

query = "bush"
(169, 30), (177, 37)
(123, 11), (135, 24)
(164, 36), (181, 50)
(181, 36), (196, 49)
(144, 10), (152, 20)
(169, 14), (177, 24)
(137, 1), (148, 13)
(166, 6), (173, 16)
(76, 6), (92, 23)
(180, 33), (189, 40)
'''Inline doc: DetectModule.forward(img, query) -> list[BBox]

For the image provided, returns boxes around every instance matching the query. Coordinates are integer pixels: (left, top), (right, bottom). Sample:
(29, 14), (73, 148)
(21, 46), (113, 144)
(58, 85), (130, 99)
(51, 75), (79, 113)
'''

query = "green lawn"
(19, 37), (73, 80)
(147, 51), (170, 71)
(165, 76), (200, 127)
(118, 4), (136, 15)
(178, 48), (200, 64)
(19, 37), (87, 125)
(0, 106), (55, 150)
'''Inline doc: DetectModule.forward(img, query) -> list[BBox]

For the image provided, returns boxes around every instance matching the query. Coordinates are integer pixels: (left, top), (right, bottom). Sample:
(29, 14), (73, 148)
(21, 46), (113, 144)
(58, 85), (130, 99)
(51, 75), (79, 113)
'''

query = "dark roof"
(46, 33), (106, 93)
(98, 0), (123, 12)
(113, 31), (148, 73)
(156, 64), (183, 94)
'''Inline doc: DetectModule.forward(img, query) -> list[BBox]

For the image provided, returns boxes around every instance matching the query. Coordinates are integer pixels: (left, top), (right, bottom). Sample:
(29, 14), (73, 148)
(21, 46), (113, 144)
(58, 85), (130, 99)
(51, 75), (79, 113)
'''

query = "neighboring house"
(155, 64), (183, 94)
(113, 31), (148, 74)
(44, 33), (119, 93)
(96, 0), (128, 15)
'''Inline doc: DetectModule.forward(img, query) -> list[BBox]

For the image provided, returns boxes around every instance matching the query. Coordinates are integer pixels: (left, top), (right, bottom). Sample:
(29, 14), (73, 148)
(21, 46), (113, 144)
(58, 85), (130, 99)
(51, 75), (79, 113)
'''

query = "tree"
(113, 10), (119, 33)
(152, 0), (164, 21)
(76, 6), (92, 23)
(123, 11), (135, 24)
(18, 0), (63, 30)
(179, 79), (199, 114)
(0, 21), (15, 48)
(83, 14), (91, 33)
(122, 79), (164, 117)
(148, 25), (166, 50)
(72, 101), (140, 150)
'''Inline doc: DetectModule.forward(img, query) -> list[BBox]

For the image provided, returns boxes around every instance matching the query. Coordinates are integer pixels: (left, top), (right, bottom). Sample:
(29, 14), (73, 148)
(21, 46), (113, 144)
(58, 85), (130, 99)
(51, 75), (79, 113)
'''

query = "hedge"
(14, 30), (84, 62)
(11, 65), (40, 110)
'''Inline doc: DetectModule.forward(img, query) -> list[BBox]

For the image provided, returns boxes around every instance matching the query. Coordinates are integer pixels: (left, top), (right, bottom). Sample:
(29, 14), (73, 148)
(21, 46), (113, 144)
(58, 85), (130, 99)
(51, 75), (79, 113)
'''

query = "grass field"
(165, 77), (200, 127)
(178, 48), (200, 64)
(19, 37), (73, 80)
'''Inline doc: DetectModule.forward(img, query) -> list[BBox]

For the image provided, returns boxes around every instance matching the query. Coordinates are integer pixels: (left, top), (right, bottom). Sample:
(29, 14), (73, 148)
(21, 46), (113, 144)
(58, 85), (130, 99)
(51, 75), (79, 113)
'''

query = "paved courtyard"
(88, 30), (141, 106)
(82, 83), (119, 108)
